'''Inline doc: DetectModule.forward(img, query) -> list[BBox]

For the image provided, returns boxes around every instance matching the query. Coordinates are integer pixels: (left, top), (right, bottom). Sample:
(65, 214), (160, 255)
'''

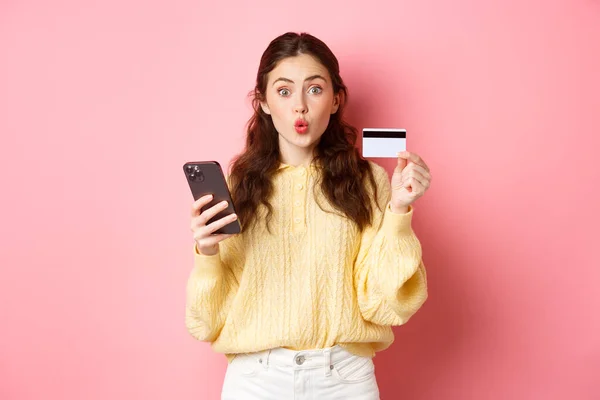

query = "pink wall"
(1, 0), (599, 399)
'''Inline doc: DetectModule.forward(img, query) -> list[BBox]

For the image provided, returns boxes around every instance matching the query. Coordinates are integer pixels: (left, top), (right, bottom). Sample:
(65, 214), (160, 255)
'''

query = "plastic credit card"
(362, 128), (407, 158)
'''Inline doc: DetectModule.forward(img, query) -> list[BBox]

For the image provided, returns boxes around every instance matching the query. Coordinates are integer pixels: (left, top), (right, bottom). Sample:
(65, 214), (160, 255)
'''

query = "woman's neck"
(278, 142), (316, 167)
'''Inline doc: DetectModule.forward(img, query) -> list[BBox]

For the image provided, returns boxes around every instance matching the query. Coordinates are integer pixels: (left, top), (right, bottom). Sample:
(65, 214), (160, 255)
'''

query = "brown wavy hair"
(228, 32), (379, 232)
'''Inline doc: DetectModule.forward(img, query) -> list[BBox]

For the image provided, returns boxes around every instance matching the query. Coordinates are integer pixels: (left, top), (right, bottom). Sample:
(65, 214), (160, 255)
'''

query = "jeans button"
(295, 355), (305, 365)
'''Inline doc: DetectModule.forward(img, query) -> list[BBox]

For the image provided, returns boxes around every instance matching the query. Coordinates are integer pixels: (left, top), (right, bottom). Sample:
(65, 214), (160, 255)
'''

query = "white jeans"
(221, 345), (380, 400)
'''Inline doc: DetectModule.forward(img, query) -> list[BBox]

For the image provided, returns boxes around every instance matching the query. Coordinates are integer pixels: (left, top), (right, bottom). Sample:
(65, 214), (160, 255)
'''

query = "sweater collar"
(278, 162), (318, 171)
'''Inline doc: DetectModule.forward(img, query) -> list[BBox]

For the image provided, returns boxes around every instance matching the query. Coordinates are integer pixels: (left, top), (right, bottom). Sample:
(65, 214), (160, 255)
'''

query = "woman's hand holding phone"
(190, 194), (238, 256)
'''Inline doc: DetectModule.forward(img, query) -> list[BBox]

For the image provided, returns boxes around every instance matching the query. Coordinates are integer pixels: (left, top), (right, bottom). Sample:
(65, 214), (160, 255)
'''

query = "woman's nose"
(293, 95), (307, 114)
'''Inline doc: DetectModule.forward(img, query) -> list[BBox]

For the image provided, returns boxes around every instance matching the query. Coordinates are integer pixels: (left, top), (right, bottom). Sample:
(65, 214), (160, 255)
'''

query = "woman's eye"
(309, 87), (322, 94)
(278, 88), (290, 96)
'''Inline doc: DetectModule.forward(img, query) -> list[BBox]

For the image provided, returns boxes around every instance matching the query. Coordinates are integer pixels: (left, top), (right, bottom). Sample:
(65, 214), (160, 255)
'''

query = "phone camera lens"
(198, 172), (205, 182)
(185, 165), (193, 173)
(189, 173), (196, 181)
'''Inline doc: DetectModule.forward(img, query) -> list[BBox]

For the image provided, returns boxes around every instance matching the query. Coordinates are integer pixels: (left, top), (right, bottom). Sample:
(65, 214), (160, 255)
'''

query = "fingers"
(191, 194), (214, 217)
(406, 176), (426, 194)
(205, 213), (238, 234)
(400, 167), (431, 191)
(406, 163), (432, 183)
(397, 151), (430, 172)
(196, 200), (231, 225)
(192, 212), (237, 249)
(191, 195), (238, 255)
(397, 154), (408, 171)
(194, 233), (234, 249)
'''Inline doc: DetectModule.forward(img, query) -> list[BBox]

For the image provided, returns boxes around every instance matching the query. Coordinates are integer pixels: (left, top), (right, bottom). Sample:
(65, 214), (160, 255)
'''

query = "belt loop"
(265, 349), (272, 370)
(324, 348), (332, 376)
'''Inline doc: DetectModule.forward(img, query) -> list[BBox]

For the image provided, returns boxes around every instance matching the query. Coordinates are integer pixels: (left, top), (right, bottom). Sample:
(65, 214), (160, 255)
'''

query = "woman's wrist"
(389, 203), (409, 214)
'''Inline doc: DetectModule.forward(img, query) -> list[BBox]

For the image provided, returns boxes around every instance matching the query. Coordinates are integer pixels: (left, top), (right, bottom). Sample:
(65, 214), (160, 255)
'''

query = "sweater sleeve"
(185, 235), (244, 342)
(353, 165), (428, 326)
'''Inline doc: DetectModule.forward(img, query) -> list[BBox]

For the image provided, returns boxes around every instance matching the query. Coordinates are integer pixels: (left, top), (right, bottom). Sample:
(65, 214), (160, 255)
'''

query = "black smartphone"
(183, 161), (241, 235)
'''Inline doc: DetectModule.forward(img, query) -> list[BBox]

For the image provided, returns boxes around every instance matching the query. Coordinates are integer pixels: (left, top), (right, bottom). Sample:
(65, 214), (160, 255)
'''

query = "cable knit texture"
(185, 161), (428, 362)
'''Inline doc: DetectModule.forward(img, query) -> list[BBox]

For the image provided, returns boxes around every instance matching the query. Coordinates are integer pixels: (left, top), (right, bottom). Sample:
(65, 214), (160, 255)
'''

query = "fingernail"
(222, 201), (228, 206)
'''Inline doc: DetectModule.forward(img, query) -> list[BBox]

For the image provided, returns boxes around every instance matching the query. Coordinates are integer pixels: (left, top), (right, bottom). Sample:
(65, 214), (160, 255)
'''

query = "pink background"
(1, 0), (599, 399)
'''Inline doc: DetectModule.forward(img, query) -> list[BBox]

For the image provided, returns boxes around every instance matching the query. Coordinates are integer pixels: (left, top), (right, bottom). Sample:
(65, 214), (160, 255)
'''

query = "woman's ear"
(260, 101), (271, 115)
(331, 92), (341, 114)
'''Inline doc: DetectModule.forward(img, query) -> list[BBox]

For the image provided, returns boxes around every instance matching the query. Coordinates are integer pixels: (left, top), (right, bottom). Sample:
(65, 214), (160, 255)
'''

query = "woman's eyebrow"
(272, 75), (327, 86)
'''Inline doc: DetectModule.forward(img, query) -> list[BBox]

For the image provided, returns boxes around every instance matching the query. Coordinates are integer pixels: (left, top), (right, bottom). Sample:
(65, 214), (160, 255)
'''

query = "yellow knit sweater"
(185, 161), (428, 362)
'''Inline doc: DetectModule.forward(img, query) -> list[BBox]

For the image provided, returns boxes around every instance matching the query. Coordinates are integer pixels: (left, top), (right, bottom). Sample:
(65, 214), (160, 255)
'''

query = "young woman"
(186, 32), (431, 400)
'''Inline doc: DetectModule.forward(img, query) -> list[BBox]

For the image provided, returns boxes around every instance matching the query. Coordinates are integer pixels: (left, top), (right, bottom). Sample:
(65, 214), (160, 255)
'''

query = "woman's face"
(261, 53), (340, 159)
